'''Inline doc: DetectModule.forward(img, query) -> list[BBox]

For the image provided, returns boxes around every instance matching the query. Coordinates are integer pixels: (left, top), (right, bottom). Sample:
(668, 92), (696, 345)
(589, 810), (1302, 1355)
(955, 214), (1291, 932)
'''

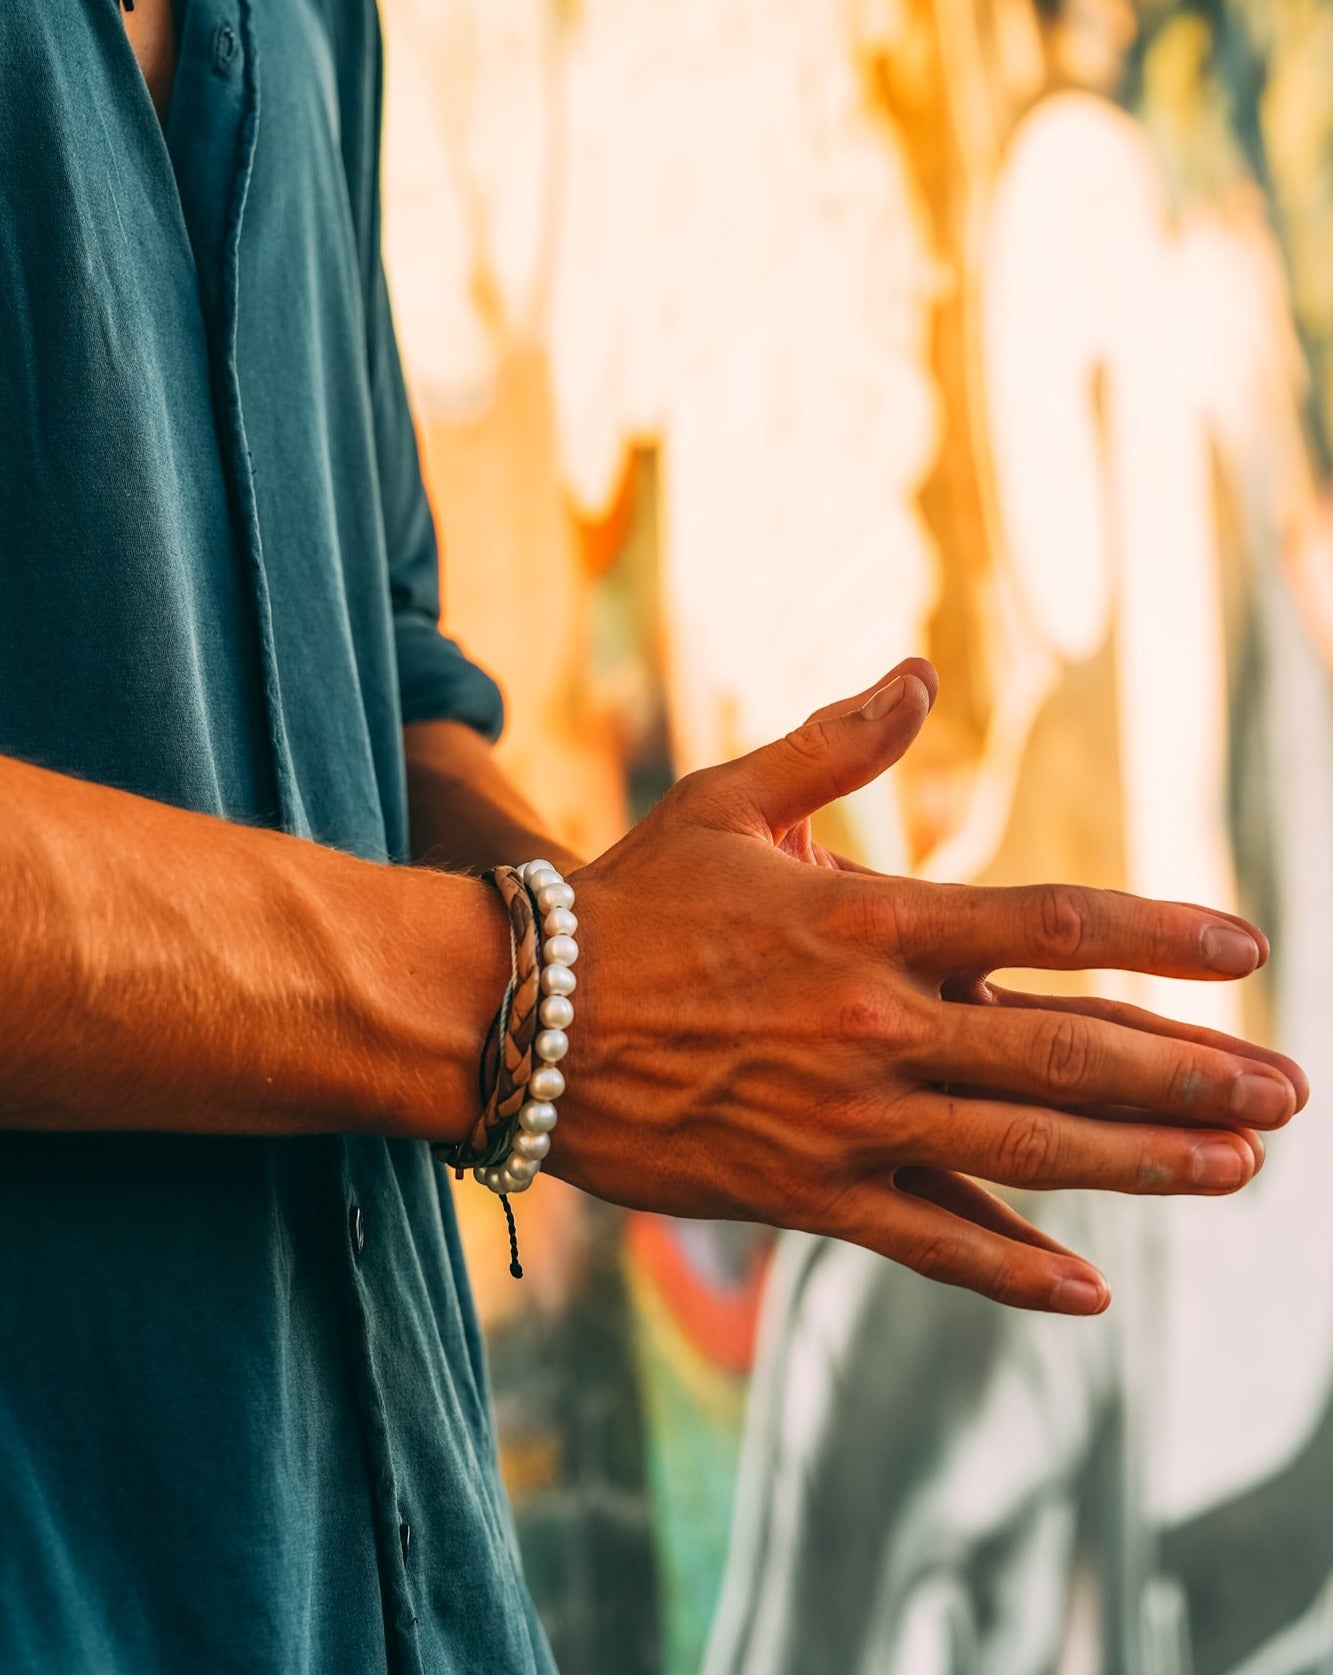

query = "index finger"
(889, 880), (1267, 983)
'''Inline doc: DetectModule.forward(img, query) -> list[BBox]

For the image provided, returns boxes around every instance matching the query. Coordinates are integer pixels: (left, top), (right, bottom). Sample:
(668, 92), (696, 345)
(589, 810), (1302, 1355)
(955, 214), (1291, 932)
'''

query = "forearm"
(403, 720), (583, 875)
(0, 753), (507, 1139)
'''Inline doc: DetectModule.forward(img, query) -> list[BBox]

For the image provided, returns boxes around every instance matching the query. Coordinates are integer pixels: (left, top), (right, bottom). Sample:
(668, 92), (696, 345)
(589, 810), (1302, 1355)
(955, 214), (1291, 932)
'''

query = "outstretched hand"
(562, 661), (1306, 1314)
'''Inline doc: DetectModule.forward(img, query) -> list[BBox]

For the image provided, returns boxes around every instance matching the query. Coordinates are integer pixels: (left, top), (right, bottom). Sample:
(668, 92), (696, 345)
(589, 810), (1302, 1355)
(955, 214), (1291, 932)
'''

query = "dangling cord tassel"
(122, 0), (136, 12)
(501, 1194), (524, 1279)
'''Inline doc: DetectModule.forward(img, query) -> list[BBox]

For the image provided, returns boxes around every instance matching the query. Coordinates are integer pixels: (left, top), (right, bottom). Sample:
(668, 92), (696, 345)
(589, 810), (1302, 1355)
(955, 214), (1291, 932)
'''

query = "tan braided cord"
(435, 866), (542, 1172)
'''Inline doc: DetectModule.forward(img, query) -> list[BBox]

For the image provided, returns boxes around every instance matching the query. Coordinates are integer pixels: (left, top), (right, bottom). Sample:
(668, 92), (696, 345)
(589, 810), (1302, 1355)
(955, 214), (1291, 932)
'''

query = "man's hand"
(0, 665), (1304, 1317)
(561, 663), (1306, 1315)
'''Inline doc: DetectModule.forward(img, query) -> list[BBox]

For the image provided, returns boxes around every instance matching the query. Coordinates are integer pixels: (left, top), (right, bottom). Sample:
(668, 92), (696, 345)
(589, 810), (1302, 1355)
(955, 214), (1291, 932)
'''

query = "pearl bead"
(476, 1165), (504, 1191)
(529, 1065), (566, 1102)
(536, 882), (575, 914)
(546, 934), (579, 967)
(543, 907), (578, 939)
(521, 860), (553, 884)
(519, 1100), (558, 1134)
(535, 1028), (569, 1063)
(541, 964), (576, 997)
(501, 1168), (533, 1194)
(505, 1154), (540, 1185)
(513, 1129), (551, 1162)
(539, 995), (574, 1030)
(526, 868), (560, 895)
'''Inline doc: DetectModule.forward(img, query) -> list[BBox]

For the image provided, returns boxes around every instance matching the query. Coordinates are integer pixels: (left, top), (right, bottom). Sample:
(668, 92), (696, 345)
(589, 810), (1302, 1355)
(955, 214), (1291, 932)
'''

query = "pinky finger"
(835, 1173), (1112, 1315)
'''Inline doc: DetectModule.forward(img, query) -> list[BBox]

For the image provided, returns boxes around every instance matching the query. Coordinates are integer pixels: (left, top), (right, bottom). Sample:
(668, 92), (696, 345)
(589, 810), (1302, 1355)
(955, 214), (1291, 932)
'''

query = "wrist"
(455, 860), (580, 1197)
(367, 867), (512, 1145)
(511, 833), (584, 878)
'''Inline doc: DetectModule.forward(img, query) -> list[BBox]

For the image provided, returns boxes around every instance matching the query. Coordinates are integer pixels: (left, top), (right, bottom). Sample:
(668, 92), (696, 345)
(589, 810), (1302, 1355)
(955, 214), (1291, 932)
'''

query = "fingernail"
(1248, 1130), (1266, 1170)
(1231, 1071), (1295, 1125)
(1200, 924), (1260, 976)
(1190, 1140), (1246, 1189)
(861, 677), (906, 720)
(1052, 1275), (1109, 1315)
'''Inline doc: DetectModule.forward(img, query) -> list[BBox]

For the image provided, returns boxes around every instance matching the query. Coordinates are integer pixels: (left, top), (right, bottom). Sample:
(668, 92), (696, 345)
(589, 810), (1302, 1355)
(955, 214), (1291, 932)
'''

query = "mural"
(377, 1), (1333, 1670)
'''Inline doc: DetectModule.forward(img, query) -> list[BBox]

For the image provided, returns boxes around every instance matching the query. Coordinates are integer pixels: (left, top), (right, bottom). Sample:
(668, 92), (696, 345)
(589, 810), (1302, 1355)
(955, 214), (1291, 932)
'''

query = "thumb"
(712, 660), (936, 844)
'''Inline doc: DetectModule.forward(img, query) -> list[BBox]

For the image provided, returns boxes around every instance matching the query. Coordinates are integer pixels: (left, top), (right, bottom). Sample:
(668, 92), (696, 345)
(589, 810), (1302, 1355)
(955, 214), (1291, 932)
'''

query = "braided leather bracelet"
(434, 860), (578, 1200)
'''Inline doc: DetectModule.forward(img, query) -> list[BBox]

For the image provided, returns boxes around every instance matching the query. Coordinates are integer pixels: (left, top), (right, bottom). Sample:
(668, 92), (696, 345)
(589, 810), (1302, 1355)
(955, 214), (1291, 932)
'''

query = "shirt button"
(348, 1203), (365, 1257)
(212, 25), (237, 75)
(399, 1523), (412, 1563)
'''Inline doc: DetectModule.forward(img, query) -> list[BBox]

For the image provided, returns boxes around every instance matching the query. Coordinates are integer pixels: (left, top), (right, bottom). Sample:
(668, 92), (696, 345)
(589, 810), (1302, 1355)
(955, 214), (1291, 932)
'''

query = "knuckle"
(829, 987), (889, 1042)
(784, 718), (835, 767)
(780, 721), (844, 809)
(1164, 1054), (1206, 1110)
(663, 765), (742, 831)
(1037, 1015), (1093, 1094)
(839, 882), (915, 956)
(909, 1234), (957, 1285)
(667, 768), (709, 812)
(832, 1092), (896, 1171)
(892, 994), (938, 1059)
(1037, 884), (1094, 962)
(839, 885), (893, 949)
(996, 1112), (1058, 1185)
(975, 1256), (1020, 1306)
(801, 1155), (862, 1231)
(844, 880), (946, 970)
(1134, 1135), (1178, 1192)
(905, 882), (952, 959)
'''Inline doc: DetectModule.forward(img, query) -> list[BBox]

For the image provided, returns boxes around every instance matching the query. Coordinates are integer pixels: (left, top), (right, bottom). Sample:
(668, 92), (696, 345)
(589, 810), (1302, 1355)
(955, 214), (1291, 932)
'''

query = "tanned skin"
(121, 0), (176, 122)
(0, 657), (1310, 1315)
(6, 11), (1304, 1315)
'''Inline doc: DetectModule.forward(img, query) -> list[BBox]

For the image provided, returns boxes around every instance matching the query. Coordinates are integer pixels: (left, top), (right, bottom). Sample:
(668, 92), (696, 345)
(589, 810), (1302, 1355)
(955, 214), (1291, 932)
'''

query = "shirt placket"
(165, 11), (419, 1668)
(341, 1149), (426, 1675)
(166, 0), (306, 840)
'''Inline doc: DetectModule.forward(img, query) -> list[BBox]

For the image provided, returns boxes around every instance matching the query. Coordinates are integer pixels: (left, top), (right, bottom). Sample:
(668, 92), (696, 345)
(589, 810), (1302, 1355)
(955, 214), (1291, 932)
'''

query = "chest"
(122, 0), (178, 121)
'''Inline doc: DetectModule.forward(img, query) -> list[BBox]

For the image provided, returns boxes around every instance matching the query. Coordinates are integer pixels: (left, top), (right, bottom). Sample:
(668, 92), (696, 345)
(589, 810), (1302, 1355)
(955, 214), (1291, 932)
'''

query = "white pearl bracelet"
(475, 859), (578, 1197)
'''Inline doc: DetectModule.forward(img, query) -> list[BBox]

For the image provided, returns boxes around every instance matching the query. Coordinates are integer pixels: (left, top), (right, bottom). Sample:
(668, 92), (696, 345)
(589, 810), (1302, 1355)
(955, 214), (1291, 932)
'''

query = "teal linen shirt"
(0, 3), (555, 1671)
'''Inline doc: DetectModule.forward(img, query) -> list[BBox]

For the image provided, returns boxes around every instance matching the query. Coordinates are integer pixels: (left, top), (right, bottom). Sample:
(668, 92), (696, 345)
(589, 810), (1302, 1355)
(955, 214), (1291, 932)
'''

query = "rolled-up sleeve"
(366, 250), (504, 741)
